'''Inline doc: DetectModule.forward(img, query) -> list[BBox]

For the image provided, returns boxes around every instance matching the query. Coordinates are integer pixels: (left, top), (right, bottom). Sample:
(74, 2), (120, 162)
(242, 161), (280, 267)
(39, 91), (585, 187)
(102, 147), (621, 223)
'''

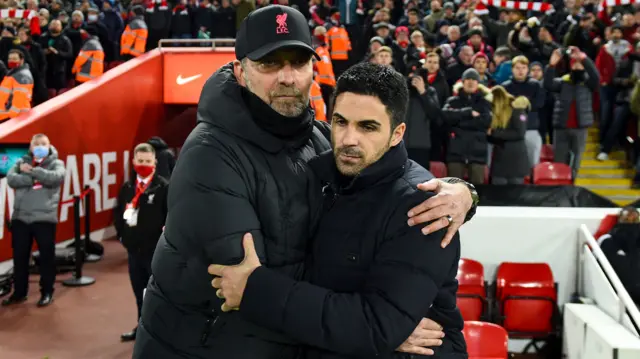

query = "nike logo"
(176, 74), (202, 85)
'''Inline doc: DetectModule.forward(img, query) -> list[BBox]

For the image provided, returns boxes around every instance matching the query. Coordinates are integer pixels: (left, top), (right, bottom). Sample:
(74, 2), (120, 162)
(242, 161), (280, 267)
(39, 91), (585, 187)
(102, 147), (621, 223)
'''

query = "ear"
(390, 123), (406, 147)
(233, 59), (246, 87)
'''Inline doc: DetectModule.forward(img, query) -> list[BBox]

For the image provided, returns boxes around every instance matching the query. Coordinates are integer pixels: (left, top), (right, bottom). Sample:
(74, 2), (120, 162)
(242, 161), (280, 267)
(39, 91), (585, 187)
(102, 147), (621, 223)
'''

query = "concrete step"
(582, 151), (627, 161)
(588, 188), (640, 197)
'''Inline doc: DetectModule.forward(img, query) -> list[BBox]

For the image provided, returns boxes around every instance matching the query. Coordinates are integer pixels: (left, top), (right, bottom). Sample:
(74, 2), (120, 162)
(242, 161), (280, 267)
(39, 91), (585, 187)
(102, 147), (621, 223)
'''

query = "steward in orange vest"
(0, 49), (33, 121)
(312, 26), (336, 116)
(121, 6), (148, 60)
(310, 81), (327, 122)
(326, 8), (351, 77)
(72, 29), (105, 84)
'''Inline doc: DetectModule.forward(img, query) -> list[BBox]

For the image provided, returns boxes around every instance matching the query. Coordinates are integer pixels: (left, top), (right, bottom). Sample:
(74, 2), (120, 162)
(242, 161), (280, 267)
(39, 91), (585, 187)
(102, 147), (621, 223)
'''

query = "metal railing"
(577, 224), (640, 334)
(158, 38), (236, 50)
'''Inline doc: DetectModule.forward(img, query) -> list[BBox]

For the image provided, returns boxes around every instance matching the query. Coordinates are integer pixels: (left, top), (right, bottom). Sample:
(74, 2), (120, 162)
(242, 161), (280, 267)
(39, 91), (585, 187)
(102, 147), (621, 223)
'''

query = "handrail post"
(62, 188), (96, 287)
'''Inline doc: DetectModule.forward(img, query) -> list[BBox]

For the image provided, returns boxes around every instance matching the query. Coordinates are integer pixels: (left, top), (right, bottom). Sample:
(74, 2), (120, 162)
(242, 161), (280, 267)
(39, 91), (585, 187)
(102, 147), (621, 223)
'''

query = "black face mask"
(571, 70), (585, 83)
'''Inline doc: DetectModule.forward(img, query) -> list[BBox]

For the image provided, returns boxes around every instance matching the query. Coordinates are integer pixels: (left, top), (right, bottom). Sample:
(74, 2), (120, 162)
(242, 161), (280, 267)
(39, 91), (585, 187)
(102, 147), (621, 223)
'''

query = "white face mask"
(88, 14), (98, 22)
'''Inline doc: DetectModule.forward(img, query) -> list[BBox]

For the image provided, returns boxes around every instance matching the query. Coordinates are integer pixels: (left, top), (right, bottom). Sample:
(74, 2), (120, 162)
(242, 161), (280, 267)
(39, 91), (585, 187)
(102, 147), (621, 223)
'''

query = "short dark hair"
(134, 143), (155, 155)
(8, 49), (24, 60)
(333, 62), (408, 129)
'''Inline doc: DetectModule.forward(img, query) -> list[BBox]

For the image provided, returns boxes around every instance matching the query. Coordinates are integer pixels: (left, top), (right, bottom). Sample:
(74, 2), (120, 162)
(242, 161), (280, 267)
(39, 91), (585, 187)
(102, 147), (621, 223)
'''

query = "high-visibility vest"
(0, 65), (33, 121)
(72, 38), (105, 83)
(120, 17), (148, 57)
(314, 46), (336, 87)
(310, 81), (327, 122)
(327, 26), (351, 61)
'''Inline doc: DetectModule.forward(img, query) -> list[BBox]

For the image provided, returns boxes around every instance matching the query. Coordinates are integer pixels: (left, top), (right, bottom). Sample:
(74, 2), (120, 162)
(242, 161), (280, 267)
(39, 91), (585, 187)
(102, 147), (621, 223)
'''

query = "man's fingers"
(420, 317), (444, 331)
(408, 337), (443, 347)
(211, 277), (222, 289)
(416, 179), (440, 193)
(408, 202), (447, 227)
(221, 302), (235, 312)
(208, 264), (225, 276)
(420, 216), (450, 235)
(397, 344), (435, 356)
(216, 289), (224, 299)
(441, 221), (462, 248)
(242, 233), (258, 263)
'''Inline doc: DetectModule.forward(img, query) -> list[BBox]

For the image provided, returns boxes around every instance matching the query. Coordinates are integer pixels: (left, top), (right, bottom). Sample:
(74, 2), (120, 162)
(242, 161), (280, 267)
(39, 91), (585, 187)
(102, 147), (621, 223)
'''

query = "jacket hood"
(148, 136), (169, 150)
(453, 82), (492, 101)
(197, 62), (313, 153)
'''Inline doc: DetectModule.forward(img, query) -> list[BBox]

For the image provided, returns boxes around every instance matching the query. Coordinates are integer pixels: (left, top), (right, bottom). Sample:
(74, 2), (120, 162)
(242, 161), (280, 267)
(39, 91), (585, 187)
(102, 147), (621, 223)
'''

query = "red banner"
(163, 49), (236, 104)
(0, 51), (167, 262)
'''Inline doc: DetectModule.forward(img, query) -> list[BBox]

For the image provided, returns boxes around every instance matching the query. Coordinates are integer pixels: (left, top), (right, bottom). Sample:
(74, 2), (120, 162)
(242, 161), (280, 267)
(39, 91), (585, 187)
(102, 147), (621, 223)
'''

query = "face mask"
(398, 39), (409, 48)
(7, 60), (19, 69)
(33, 145), (49, 159)
(134, 164), (155, 178)
(88, 14), (98, 22)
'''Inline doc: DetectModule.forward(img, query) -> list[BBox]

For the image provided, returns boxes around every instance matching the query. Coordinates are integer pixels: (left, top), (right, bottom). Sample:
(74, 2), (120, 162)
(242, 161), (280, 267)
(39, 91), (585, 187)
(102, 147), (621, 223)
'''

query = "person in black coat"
(147, 136), (175, 179)
(442, 68), (492, 185)
(422, 51), (451, 162)
(113, 143), (168, 342)
(487, 86), (531, 184)
(133, 6), (478, 359)
(210, 62), (466, 359)
(404, 67), (441, 170)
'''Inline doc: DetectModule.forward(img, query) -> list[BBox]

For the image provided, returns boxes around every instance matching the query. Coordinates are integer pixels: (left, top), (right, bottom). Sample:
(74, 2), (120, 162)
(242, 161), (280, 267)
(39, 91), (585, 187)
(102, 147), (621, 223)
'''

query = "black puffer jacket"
(133, 63), (331, 359)
(442, 85), (493, 164)
(487, 96), (531, 178)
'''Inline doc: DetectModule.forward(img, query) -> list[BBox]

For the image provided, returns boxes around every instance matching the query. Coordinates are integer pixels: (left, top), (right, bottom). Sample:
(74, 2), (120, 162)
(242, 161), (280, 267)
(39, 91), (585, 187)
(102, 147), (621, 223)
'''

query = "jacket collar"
(310, 141), (408, 195)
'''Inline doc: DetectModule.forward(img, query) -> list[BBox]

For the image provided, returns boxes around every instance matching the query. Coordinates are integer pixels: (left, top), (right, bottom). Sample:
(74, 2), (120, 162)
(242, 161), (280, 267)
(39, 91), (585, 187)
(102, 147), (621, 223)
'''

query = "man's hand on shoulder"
(406, 179), (474, 248)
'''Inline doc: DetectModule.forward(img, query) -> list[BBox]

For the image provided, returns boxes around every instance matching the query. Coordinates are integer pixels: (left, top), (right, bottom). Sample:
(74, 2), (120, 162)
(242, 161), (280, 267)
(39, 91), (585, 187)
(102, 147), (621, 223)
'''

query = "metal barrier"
(577, 224), (640, 334)
(62, 185), (96, 287)
(158, 38), (236, 50)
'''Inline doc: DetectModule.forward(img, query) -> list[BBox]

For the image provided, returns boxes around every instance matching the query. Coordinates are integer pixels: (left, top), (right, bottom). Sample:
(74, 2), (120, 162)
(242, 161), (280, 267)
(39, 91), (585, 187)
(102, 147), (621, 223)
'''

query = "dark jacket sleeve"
(531, 80), (546, 112)
(457, 99), (492, 132)
(418, 87), (442, 126)
(442, 96), (473, 126)
(239, 190), (460, 357)
(165, 143), (267, 265)
(543, 65), (562, 93)
(583, 57), (600, 92)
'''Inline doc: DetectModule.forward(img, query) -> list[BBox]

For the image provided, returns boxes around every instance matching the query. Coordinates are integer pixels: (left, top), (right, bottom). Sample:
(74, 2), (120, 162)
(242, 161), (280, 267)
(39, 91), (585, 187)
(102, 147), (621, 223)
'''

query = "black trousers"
(11, 220), (56, 297)
(319, 84), (334, 118)
(128, 250), (153, 320)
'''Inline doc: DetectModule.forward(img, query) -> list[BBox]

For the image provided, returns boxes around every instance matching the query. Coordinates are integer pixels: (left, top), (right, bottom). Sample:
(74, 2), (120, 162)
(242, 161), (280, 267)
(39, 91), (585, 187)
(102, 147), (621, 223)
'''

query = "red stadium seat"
(456, 258), (487, 321)
(593, 214), (618, 241)
(430, 161), (447, 178)
(540, 144), (554, 162)
(495, 262), (558, 347)
(463, 321), (508, 359)
(532, 162), (572, 185)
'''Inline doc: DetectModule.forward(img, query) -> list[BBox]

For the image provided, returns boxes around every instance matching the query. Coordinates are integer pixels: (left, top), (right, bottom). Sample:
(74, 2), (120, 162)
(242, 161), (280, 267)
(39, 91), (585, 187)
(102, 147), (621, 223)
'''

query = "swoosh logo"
(176, 74), (202, 85)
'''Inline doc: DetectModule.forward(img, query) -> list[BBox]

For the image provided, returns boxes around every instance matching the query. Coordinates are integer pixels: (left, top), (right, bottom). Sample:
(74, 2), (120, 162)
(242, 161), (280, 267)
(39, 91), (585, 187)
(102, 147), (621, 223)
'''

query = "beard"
(333, 142), (390, 177)
(244, 74), (309, 117)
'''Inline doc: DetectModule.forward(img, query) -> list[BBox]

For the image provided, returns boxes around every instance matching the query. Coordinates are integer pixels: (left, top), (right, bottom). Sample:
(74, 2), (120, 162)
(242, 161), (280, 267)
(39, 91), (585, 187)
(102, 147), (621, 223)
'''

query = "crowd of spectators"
(1, 0), (640, 186)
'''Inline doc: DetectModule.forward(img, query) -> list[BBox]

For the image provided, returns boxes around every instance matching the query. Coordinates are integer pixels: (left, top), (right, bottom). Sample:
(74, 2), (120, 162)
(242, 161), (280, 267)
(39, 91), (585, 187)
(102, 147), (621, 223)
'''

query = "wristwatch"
(439, 177), (479, 223)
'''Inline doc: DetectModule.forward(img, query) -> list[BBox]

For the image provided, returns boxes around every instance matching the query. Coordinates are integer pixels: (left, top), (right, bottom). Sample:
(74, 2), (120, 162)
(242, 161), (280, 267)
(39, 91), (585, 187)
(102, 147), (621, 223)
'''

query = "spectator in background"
(41, 19), (73, 95)
(233, 0), (255, 32)
(442, 68), (492, 185)
(17, 27), (48, 106)
(2, 134), (65, 308)
(490, 46), (512, 84)
(375, 45), (393, 67)
(193, 0), (214, 42)
(597, 207), (640, 305)
(422, 50), (450, 162)
(545, 47), (600, 175)
(65, 10), (85, 83)
(144, 0), (172, 51)
(170, 0), (194, 44)
(0, 49), (33, 120)
(100, 0), (124, 55)
(114, 143), (169, 342)
(85, 6), (113, 63)
(503, 55), (546, 167)
(212, 0), (236, 39)
(446, 44), (472, 86)
(487, 86), (530, 184)
(147, 136), (176, 180)
(404, 62), (441, 170)
(312, 26), (336, 115)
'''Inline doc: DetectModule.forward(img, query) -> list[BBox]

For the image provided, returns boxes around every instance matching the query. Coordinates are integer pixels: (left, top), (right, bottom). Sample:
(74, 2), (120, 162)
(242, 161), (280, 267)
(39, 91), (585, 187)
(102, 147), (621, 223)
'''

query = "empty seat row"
(456, 259), (560, 353)
(431, 161), (572, 185)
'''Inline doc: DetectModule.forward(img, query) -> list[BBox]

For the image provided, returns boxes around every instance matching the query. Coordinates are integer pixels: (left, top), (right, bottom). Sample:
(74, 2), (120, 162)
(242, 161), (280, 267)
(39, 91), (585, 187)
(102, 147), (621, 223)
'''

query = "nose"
(277, 63), (295, 86)
(341, 126), (359, 147)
